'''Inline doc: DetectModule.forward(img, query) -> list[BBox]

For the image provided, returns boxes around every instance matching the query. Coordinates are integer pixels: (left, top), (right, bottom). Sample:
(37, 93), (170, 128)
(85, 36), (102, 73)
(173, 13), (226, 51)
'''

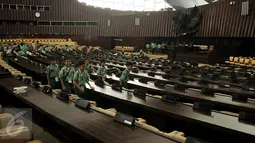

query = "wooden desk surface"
(113, 69), (255, 99)
(87, 81), (255, 137)
(9, 58), (45, 74)
(28, 55), (51, 65)
(175, 80), (255, 98)
(94, 59), (248, 88)
(0, 78), (176, 143)
(99, 74), (255, 113)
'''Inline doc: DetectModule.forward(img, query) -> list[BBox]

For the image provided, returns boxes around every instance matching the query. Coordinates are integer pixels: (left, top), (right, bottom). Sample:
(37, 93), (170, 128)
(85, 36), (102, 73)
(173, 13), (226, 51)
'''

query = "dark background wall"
(0, 0), (254, 37)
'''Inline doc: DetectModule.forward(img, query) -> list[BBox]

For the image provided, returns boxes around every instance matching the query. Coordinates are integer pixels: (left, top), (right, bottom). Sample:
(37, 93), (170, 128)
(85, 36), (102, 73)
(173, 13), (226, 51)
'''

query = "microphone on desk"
(133, 88), (147, 97)
(154, 80), (165, 89)
(193, 102), (212, 115)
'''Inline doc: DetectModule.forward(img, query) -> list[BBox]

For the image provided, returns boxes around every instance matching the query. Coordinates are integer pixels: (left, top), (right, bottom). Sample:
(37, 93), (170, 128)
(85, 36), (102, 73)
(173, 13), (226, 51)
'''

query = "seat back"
(252, 59), (255, 66)
(0, 113), (13, 129)
(229, 56), (234, 62)
(239, 57), (244, 64)
(234, 57), (239, 63)
(244, 58), (250, 64)
(0, 125), (31, 143)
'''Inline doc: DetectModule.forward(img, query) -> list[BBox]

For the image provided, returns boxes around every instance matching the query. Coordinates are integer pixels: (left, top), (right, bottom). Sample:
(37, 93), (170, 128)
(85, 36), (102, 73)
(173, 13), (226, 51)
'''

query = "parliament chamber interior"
(0, 0), (255, 143)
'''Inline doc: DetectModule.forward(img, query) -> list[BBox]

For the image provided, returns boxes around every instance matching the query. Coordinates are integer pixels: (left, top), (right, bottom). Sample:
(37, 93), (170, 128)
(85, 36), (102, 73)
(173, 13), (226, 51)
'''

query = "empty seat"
(233, 57), (239, 65)
(0, 125), (32, 143)
(0, 113), (13, 129)
(251, 59), (255, 67)
(244, 58), (250, 67)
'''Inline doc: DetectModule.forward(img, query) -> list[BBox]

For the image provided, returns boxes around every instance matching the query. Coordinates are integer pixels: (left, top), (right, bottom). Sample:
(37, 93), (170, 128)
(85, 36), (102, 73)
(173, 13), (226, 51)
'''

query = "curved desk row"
(7, 57), (255, 114)
(0, 78), (178, 143)
(90, 73), (255, 113)
(83, 80), (255, 142)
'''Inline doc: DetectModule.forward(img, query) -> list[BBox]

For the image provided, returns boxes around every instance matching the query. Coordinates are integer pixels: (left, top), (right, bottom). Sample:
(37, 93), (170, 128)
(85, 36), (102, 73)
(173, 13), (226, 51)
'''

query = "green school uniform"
(122, 48), (125, 55)
(19, 45), (28, 56)
(0, 40), (2, 51)
(73, 69), (90, 99)
(157, 44), (161, 53)
(59, 66), (75, 93)
(86, 64), (94, 74)
(46, 64), (60, 89)
(120, 68), (130, 88)
(97, 66), (106, 76)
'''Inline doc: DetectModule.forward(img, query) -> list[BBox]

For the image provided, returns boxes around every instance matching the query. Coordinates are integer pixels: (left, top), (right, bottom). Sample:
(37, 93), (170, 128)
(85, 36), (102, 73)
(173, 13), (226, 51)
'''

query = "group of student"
(146, 43), (162, 54)
(46, 56), (133, 99)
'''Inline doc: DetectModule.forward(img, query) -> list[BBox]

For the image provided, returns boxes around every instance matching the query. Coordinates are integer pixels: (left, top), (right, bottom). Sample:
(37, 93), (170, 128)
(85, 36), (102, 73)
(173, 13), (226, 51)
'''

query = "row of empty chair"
(2, 38), (68, 43)
(225, 56), (255, 67)
(114, 46), (135, 52)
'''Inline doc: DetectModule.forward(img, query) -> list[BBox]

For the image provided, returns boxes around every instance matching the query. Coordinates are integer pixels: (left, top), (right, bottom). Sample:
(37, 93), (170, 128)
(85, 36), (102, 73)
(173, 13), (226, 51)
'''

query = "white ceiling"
(164, 0), (216, 9)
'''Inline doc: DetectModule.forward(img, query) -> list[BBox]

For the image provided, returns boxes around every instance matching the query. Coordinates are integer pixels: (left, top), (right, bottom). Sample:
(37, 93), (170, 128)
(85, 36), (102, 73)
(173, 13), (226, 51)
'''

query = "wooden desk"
(9, 58), (45, 75)
(0, 71), (12, 79)
(0, 78), (177, 143)
(28, 55), (51, 65)
(94, 74), (255, 113)
(87, 81), (255, 138)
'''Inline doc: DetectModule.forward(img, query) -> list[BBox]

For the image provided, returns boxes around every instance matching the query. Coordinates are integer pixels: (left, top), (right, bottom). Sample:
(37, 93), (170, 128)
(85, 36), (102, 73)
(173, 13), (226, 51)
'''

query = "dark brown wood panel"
(0, 0), (254, 37)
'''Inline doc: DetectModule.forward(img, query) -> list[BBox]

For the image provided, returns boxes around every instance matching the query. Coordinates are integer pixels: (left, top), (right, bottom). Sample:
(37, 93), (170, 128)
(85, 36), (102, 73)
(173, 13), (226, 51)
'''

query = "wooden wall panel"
(0, 0), (254, 37)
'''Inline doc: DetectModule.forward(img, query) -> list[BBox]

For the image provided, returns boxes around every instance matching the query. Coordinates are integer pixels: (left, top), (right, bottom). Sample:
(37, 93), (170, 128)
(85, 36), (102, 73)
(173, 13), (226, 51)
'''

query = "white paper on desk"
(13, 86), (28, 90)
(249, 88), (254, 91)
(14, 89), (27, 94)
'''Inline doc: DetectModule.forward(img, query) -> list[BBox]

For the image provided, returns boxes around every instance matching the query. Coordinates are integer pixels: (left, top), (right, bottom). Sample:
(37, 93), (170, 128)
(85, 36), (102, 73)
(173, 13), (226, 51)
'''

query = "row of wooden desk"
(2, 77), (255, 142)
(93, 59), (249, 88)
(91, 62), (255, 99)
(8, 57), (255, 114)
(0, 78), (177, 143)
(4, 56), (255, 142)
(94, 73), (255, 113)
(104, 63), (253, 97)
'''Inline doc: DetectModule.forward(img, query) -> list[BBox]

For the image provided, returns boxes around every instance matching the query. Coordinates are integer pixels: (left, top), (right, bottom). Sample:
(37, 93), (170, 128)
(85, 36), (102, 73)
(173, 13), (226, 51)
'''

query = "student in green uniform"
(157, 44), (161, 54)
(46, 58), (60, 89)
(59, 57), (75, 94)
(120, 62), (133, 88)
(146, 44), (150, 54)
(122, 47), (125, 55)
(97, 59), (106, 78)
(73, 60), (94, 99)
(151, 43), (156, 54)
(139, 49), (144, 57)
(0, 39), (2, 51)
(85, 59), (94, 74)
(19, 42), (28, 56)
